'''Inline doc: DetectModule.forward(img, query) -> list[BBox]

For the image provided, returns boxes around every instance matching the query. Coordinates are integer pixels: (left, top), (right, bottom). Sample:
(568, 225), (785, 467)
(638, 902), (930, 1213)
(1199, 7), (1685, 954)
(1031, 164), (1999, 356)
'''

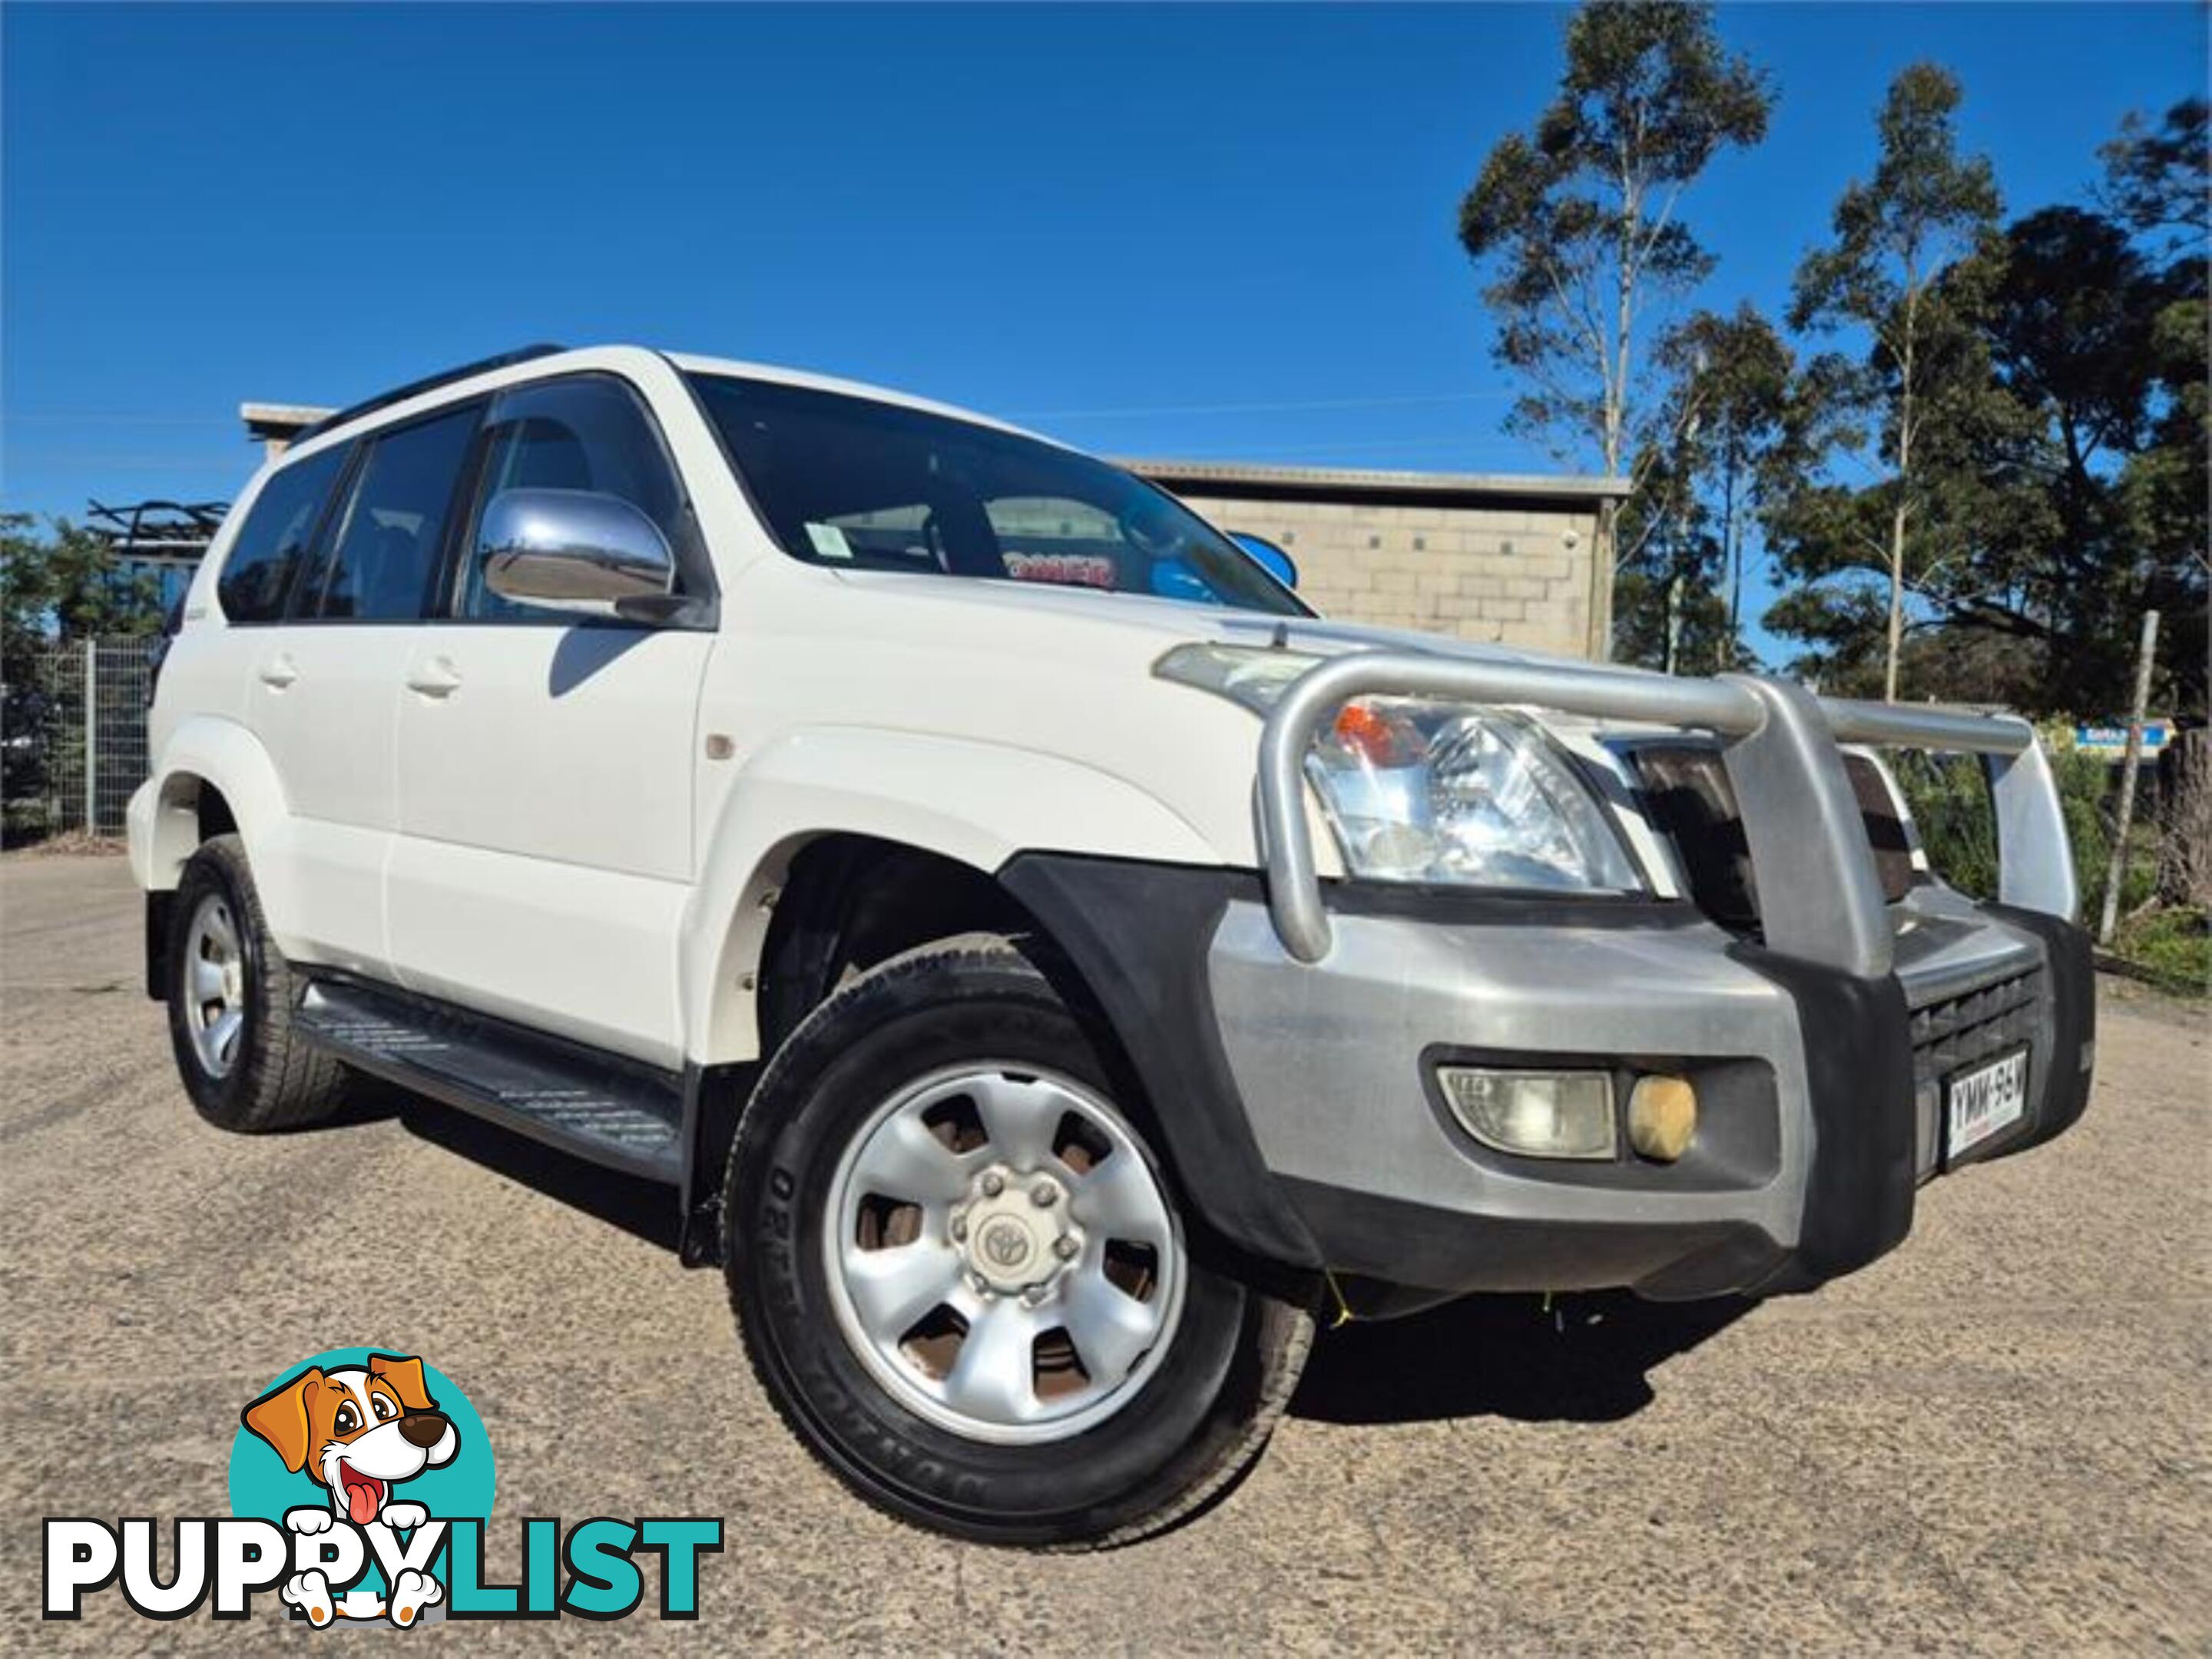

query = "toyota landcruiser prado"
(130, 345), (2095, 1547)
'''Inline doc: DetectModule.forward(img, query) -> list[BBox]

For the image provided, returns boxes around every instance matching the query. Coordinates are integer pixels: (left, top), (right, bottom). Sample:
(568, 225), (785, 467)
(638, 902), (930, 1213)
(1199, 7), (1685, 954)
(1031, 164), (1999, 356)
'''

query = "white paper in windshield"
(806, 523), (855, 560)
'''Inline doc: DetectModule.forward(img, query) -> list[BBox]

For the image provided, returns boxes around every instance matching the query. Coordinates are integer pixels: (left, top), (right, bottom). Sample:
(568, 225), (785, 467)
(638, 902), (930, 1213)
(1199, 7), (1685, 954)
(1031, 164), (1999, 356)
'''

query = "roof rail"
(290, 343), (568, 445)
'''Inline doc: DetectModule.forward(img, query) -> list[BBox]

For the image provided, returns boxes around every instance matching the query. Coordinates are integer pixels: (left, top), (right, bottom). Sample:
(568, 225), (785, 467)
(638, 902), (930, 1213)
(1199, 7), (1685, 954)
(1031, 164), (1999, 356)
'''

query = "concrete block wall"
(1176, 495), (1604, 660)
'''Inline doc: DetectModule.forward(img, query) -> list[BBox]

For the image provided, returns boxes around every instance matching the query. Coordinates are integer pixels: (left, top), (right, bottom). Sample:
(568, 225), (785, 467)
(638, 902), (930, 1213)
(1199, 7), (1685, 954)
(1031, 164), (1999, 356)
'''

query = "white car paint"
(386, 623), (714, 1058)
(131, 344), (1603, 1068)
(234, 624), (412, 977)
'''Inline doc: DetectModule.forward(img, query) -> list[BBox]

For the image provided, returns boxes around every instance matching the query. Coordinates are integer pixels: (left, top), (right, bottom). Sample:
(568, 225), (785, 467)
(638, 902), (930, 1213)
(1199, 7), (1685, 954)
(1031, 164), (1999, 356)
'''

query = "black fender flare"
(997, 853), (1323, 1286)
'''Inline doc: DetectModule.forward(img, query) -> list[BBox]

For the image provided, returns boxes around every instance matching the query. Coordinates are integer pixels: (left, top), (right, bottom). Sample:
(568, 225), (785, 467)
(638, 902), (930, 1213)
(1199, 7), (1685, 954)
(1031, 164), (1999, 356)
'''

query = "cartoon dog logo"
(240, 1353), (458, 1627)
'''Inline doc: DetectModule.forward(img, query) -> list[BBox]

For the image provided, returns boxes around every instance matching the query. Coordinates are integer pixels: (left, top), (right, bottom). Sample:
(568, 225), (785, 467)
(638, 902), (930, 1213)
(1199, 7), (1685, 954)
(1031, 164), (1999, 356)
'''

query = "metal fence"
(2, 639), (156, 839)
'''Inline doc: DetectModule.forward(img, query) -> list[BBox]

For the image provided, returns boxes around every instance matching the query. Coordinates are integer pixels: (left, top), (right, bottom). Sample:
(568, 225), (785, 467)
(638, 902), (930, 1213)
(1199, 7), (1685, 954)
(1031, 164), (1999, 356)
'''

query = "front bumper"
(1003, 854), (2096, 1304)
(1208, 887), (2094, 1300)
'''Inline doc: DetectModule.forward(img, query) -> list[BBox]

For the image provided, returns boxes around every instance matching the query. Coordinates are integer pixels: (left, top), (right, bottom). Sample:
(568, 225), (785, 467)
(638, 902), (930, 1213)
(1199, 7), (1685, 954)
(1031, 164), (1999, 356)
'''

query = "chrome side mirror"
(478, 488), (674, 617)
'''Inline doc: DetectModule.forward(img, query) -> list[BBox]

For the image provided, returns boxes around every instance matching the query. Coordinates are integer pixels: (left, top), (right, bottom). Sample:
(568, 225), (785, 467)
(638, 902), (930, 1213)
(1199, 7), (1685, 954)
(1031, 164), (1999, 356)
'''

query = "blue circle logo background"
(228, 1348), (495, 1537)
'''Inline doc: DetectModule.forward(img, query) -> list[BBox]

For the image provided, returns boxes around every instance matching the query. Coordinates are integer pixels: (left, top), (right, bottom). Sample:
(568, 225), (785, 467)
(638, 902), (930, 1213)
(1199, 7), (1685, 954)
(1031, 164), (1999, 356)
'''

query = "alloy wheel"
(822, 1064), (1185, 1444)
(183, 893), (247, 1078)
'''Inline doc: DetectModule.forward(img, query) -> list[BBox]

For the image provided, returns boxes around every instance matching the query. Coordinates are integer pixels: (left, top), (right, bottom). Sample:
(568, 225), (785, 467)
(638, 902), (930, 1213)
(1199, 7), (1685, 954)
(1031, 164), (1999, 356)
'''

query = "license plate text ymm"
(1945, 1048), (2029, 1159)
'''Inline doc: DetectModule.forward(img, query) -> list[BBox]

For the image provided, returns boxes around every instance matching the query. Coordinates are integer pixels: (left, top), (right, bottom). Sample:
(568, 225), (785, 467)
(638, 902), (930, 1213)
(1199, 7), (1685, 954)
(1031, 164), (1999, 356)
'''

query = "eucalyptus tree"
(1616, 305), (1792, 673)
(1661, 306), (1793, 651)
(1785, 64), (2000, 700)
(2098, 95), (2209, 243)
(1458, 0), (1771, 629)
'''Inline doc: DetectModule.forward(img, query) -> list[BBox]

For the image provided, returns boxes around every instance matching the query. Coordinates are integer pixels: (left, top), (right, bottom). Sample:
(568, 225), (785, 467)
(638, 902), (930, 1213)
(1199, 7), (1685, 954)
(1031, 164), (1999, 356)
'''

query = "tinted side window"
(214, 446), (348, 623)
(460, 377), (687, 620)
(306, 406), (480, 621)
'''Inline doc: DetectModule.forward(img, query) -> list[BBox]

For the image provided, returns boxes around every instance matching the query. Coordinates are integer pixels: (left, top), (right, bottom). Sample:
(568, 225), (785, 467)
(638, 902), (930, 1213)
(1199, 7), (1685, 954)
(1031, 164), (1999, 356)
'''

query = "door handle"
(257, 654), (299, 690)
(406, 656), (463, 698)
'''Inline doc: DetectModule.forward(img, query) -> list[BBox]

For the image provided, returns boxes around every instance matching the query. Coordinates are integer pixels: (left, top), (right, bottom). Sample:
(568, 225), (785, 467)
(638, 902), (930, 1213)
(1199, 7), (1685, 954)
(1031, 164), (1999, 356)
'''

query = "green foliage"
(1893, 739), (2155, 919)
(2051, 745), (2137, 912)
(2, 511), (164, 666)
(2097, 96), (2209, 241)
(1615, 303), (1793, 671)
(1888, 750), (2000, 897)
(1957, 207), (2201, 711)
(1458, 1), (1773, 475)
(2114, 906), (2211, 998)
(1760, 81), (2207, 717)
(1770, 64), (2002, 700)
(1788, 65), (2001, 341)
(1612, 566), (1753, 676)
(2, 512), (164, 830)
(2118, 281), (2209, 712)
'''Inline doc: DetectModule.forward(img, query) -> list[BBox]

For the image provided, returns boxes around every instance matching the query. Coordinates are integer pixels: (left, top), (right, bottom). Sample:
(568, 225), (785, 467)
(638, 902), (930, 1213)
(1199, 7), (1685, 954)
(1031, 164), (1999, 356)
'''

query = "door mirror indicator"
(478, 488), (677, 618)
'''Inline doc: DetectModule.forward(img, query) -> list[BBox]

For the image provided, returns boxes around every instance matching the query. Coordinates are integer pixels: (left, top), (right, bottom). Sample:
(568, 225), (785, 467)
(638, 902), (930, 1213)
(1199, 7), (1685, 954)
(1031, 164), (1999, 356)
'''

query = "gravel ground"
(3, 853), (2206, 1654)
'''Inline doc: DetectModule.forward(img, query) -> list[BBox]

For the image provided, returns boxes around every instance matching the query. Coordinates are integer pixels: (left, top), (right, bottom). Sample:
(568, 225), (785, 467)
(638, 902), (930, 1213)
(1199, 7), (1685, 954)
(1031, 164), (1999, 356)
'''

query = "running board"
(296, 978), (684, 1184)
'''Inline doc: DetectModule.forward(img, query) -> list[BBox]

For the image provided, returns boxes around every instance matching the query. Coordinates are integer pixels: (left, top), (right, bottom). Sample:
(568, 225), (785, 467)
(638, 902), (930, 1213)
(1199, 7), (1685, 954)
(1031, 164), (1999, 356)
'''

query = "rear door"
(229, 404), (481, 972)
(386, 373), (714, 1066)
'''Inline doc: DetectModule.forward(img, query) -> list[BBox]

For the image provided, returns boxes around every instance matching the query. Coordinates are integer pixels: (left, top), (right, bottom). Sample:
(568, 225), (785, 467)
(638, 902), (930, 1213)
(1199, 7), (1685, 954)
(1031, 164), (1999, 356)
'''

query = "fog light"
(1438, 1068), (1614, 1161)
(1627, 1075), (1697, 1162)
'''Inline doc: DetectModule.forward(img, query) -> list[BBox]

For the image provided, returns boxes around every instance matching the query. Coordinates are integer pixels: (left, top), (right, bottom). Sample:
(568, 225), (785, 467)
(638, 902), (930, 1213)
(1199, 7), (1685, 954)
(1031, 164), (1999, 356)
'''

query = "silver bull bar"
(1255, 654), (2077, 971)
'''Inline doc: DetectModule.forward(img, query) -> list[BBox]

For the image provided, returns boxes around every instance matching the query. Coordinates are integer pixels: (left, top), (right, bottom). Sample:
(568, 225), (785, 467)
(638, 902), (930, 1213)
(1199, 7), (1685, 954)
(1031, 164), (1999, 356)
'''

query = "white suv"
(131, 344), (2095, 1547)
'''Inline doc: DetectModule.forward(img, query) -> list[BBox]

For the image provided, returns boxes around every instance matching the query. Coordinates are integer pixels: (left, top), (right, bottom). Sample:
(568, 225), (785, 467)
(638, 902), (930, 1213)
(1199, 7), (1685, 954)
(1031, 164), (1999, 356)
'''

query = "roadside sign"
(2075, 719), (2171, 758)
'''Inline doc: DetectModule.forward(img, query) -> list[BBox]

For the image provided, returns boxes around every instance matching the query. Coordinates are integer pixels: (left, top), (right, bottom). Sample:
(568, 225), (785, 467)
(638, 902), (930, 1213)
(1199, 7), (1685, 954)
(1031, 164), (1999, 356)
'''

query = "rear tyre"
(166, 833), (346, 1131)
(725, 939), (1312, 1548)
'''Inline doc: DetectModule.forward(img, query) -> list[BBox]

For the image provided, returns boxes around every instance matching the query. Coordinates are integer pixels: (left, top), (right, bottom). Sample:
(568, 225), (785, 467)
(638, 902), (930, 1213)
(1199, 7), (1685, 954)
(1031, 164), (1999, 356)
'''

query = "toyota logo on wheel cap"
(979, 1217), (1032, 1271)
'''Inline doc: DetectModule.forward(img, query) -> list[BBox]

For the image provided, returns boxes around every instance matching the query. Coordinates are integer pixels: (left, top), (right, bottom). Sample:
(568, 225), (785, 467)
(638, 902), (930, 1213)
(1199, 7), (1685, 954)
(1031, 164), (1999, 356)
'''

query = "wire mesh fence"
(2, 639), (157, 839)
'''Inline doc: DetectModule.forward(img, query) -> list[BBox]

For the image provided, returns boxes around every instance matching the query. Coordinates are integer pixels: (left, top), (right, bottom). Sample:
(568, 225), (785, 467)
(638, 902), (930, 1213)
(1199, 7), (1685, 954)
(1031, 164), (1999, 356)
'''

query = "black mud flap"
(144, 892), (174, 1002)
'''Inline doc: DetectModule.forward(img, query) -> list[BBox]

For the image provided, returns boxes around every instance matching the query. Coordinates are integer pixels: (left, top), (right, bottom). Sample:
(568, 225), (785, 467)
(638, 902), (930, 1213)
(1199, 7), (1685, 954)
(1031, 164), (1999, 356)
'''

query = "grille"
(1629, 745), (1914, 932)
(1909, 967), (2043, 1092)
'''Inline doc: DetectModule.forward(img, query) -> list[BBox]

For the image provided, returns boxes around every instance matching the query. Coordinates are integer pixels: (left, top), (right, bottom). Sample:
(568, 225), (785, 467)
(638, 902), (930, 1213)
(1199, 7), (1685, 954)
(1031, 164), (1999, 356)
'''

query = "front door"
(386, 373), (714, 1068)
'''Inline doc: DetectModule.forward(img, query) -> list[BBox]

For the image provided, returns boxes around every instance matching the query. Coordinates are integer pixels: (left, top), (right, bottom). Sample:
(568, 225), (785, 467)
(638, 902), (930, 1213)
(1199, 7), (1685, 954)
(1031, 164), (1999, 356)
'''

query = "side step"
(296, 979), (684, 1184)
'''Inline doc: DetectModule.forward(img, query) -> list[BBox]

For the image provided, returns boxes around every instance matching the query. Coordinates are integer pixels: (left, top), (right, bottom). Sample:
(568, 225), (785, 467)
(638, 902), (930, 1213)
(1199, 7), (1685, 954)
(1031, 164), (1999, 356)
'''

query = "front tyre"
(725, 940), (1312, 1548)
(166, 833), (346, 1131)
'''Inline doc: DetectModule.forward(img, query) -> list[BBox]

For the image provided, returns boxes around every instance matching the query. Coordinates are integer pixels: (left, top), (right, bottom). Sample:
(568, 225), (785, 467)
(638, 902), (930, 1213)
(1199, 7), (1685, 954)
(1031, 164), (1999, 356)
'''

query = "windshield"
(687, 373), (1307, 616)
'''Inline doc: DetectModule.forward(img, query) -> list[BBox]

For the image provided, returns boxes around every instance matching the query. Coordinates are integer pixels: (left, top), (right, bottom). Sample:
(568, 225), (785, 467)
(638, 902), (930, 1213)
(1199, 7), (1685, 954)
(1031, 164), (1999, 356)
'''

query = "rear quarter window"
(215, 445), (349, 622)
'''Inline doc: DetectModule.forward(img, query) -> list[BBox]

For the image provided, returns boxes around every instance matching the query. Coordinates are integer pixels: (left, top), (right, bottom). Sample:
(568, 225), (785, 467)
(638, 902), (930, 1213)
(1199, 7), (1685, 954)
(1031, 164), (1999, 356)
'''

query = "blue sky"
(4, 3), (2202, 661)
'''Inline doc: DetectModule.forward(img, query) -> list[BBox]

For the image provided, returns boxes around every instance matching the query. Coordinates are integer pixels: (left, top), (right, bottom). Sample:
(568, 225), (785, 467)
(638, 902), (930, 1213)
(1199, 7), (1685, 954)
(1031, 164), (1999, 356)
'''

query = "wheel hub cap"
(953, 1165), (1081, 1296)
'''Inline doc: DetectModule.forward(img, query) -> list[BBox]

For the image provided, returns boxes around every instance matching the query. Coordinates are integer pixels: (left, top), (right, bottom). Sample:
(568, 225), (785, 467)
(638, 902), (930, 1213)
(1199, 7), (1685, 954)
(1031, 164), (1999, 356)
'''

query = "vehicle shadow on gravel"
(347, 1078), (684, 1253)
(1291, 1292), (1751, 1426)
(326, 1080), (1750, 1424)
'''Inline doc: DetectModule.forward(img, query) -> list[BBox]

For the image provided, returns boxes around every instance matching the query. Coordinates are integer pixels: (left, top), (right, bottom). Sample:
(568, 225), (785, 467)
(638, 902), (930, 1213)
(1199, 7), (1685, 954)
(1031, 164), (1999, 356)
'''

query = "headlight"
(1157, 643), (1641, 892)
(1308, 696), (1640, 889)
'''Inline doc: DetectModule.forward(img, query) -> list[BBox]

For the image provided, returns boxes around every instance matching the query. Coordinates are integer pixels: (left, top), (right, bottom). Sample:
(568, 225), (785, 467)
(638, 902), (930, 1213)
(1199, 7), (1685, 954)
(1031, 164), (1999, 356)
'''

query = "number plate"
(1944, 1046), (2030, 1161)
